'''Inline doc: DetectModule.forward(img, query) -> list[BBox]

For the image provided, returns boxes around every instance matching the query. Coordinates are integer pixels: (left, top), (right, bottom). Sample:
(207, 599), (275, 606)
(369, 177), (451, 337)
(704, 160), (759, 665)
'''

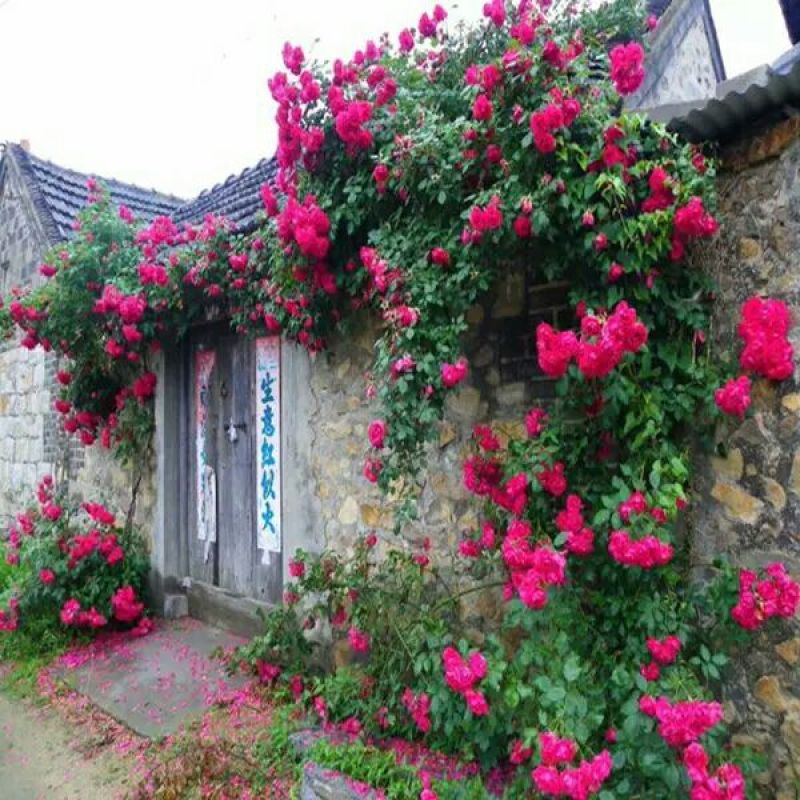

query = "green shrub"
(0, 476), (149, 643)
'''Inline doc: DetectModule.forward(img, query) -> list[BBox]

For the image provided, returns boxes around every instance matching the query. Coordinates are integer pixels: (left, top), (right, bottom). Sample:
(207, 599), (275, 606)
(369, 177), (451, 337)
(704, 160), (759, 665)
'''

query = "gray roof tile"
(5, 143), (184, 244)
(173, 157), (276, 232)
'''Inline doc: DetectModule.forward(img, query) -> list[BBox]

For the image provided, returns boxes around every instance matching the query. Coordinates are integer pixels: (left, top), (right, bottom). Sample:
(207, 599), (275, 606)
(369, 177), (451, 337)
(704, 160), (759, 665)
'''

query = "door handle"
(224, 417), (247, 442)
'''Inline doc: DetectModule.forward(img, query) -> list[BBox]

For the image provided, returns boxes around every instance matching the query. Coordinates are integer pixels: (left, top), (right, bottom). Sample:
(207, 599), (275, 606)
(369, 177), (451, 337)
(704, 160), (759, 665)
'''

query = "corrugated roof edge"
(646, 44), (800, 143)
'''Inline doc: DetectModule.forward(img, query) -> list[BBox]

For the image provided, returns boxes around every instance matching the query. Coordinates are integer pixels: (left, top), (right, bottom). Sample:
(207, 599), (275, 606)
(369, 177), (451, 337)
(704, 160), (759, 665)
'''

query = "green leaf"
(563, 657), (581, 682)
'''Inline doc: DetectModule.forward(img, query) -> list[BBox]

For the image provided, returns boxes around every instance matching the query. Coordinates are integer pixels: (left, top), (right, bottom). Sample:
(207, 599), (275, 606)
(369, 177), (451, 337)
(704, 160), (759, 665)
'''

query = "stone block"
(754, 675), (800, 714)
(782, 393), (800, 413)
(334, 358), (351, 381)
(790, 450), (800, 496)
(711, 448), (743, 481)
(496, 381), (526, 407)
(775, 638), (800, 666)
(163, 594), (189, 619)
(445, 386), (482, 421)
(491, 270), (525, 319)
(323, 419), (353, 440)
(473, 344), (494, 368)
(300, 762), (382, 800)
(762, 477), (787, 511)
(15, 365), (33, 394)
(337, 497), (359, 526)
(711, 481), (764, 524)
(438, 422), (457, 448)
(14, 439), (28, 463)
(32, 360), (45, 386)
(22, 463), (37, 489)
(738, 237), (762, 260)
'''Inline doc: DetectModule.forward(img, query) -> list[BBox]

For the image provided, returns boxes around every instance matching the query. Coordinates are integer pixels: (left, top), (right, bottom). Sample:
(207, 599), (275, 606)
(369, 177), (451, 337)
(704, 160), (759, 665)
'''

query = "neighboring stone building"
(0, 142), (183, 526)
(631, 0), (725, 109)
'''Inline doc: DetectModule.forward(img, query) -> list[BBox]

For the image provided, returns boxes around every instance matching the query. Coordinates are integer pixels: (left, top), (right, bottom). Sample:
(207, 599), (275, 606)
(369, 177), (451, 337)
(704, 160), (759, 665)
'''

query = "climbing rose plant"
(0, 1), (798, 797)
(231, 1), (797, 798)
(0, 0), (720, 503)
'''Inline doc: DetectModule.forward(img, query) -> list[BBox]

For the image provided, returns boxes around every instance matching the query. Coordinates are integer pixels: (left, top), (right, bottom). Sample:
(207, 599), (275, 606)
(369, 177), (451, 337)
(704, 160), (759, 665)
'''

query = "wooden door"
(187, 326), (283, 606)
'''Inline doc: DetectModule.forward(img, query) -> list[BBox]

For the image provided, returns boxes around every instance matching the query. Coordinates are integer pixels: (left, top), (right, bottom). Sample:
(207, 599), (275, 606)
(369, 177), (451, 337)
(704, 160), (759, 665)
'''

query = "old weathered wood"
(217, 335), (256, 596)
(182, 324), (284, 623)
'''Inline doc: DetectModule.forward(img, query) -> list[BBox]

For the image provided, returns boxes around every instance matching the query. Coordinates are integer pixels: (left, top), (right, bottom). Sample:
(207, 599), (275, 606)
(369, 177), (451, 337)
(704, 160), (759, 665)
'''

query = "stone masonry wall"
(690, 122), (800, 799)
(303, 271), (563, 608)
(0, 345), (54, 520)
(642, 15), (718, 105)
(0, 152), (49, 294)
(301, 125), (800, 797)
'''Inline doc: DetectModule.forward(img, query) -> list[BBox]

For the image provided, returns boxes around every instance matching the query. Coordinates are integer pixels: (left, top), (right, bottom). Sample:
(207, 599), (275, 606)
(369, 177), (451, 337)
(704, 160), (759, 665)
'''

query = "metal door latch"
(224, 417), (247, 442)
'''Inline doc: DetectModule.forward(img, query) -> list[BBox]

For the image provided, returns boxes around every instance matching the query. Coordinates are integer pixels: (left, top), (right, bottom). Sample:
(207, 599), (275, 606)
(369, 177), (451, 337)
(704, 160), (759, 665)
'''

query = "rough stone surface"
(0, 344), (55, 523)
(775, 638), (800, 666)
(163, 593), (189, 619)
(0, 154), (60, 525)
(690, 128), (800, 797)
(300, 762), (382, 800)
(290, 733), (385, 800)
(303, 272), (558, 567)
(711, 448), (744, 481)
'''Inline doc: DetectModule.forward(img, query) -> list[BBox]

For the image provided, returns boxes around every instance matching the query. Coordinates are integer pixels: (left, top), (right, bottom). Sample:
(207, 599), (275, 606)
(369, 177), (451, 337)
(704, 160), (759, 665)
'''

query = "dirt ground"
(0, 692), (133, 800)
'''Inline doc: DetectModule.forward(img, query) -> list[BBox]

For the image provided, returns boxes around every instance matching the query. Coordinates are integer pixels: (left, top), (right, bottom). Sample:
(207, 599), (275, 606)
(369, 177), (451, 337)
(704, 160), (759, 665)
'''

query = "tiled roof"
(173, 157), (277, 232)
(4, 143), (184, 244)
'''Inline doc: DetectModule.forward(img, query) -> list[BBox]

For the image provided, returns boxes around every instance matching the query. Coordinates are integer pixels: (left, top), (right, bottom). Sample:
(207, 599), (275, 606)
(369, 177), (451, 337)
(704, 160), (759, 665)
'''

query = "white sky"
(0, 0), (790, 199)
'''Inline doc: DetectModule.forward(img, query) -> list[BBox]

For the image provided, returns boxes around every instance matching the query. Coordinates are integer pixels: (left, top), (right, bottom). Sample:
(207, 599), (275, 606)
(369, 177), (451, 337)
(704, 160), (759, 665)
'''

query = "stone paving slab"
(300, 761), (384, 800)
(54, 617), (249, 738)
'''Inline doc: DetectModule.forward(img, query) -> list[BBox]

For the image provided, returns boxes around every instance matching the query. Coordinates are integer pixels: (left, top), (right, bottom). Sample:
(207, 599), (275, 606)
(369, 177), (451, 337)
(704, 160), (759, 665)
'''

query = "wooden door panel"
(217, 335), (256, 596)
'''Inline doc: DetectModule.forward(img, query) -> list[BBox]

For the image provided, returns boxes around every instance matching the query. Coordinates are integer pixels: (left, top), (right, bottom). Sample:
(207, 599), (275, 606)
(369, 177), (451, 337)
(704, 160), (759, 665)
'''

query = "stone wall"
(0, 150), (50, 294)
(297, 126), (800, 798)
(690, 122), (800, 799)
(71, 447), (157, 538)
(299, 762), (382, 800)
(0, 344), (54, 520)
(302, 273), (560, 569)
